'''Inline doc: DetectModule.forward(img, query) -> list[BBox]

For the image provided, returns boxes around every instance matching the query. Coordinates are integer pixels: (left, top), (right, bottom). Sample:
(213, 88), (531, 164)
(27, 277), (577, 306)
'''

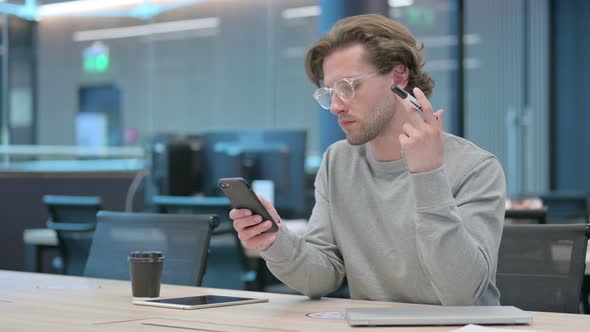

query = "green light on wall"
(83, 54), (110, 73)
(95, 54), (110, 72)
(84, 57), (95, 72)
(83, 42), (110, 74)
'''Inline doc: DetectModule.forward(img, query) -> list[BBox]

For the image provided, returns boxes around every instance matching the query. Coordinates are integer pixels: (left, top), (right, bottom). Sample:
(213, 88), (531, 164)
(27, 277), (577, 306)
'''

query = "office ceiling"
(0, 0), (205, 20)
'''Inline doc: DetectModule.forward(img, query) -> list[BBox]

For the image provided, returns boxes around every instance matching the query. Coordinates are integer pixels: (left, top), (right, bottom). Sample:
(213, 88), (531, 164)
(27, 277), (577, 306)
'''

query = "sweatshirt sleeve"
(410, 156), (506, 305)
(259, 153), (345, 298)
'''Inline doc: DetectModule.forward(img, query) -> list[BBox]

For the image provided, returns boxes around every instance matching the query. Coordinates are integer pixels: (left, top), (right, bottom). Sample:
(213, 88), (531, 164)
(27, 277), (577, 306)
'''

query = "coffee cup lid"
(129, 251), (164, 260)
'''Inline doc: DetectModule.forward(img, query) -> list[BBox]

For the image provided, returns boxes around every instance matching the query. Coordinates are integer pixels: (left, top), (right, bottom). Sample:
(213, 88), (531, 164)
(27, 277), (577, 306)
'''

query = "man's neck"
(370, 134), (402, 161)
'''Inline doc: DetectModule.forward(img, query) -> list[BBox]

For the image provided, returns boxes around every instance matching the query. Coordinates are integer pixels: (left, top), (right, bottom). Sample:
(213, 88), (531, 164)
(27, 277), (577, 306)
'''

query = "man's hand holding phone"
(229, 195), (282, 251)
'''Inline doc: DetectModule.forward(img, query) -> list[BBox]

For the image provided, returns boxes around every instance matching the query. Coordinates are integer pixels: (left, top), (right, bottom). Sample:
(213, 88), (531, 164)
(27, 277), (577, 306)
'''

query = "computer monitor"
(145, 134), (204, 197)
(203, 129), (306, 218)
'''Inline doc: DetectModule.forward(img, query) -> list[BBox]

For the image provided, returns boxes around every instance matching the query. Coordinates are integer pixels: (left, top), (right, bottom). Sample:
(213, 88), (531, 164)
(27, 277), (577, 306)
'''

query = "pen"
(390, 85), (438, 120)
(390, 85), (422, 111)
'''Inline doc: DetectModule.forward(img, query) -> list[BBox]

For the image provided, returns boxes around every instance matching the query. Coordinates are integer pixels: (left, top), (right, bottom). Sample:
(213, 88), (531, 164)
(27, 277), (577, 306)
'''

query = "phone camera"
(220, 183), (229, 188)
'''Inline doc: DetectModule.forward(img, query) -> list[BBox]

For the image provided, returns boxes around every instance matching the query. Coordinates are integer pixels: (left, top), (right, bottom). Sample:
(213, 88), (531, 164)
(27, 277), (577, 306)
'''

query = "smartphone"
(218, 177), (279, 233)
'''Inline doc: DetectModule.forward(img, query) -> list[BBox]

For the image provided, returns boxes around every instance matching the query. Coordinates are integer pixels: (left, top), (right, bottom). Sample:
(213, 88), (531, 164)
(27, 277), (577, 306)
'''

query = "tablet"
(133, 295), (269, 310)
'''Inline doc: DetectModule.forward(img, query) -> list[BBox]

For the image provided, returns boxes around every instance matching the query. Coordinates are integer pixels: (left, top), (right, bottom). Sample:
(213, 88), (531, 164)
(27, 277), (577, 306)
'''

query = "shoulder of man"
(442, 133), (503, 184)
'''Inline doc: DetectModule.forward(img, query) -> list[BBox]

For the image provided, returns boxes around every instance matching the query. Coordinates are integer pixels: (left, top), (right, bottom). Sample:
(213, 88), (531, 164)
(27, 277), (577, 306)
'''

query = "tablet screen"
(133, 295), (268, 310)
(148, 295), (257, 305)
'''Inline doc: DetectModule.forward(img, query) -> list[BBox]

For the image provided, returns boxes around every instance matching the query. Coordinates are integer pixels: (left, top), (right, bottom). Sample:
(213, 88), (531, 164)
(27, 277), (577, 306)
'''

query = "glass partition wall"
(0, 0), (551, 196)
(34, 0), (320, 153)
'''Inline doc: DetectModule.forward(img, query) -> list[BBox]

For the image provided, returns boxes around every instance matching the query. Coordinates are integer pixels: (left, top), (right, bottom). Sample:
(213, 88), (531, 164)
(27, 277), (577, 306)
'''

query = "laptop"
(345, 305), (533, 326)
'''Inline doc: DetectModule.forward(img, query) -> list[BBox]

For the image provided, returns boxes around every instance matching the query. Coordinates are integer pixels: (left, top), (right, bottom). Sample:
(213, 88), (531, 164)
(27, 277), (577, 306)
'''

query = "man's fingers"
(229, 197), (283, 251)
(402, 122), (419, 138)
(244, 228), (279, 250)
(413, 87), (436, 124)
(399, 133), (409, 145)
(435, 109), (444, 127)
(251, 223), (282, 250)
(229, 208), (252, 220)
(238, 220), (274, 242)
(233, 214), (263, 232)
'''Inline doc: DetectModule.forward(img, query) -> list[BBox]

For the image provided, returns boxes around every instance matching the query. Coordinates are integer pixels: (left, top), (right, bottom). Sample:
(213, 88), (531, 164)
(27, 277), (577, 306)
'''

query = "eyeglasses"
(313, 71), (379, 109)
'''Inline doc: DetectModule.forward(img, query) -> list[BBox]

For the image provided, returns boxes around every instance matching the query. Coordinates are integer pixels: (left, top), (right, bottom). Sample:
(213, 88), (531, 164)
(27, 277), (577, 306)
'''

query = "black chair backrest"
(505, 208), (548, 224)
(497, 224), (590, 313)
(539, 192), (589, 224)
(84, 211), (219, 286)
(152, 195), (231, 218)
(43, 195), (102, 276)
(152, 195), (252, 289)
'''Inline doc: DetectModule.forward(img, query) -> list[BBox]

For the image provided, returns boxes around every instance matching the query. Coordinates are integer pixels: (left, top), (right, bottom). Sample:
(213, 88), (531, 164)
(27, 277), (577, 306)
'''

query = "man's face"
(322, 44), (397, 145)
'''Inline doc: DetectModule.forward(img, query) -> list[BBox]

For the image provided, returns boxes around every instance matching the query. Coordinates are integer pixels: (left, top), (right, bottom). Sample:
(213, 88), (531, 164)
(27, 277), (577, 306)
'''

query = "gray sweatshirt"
(260, 133), (506, 306)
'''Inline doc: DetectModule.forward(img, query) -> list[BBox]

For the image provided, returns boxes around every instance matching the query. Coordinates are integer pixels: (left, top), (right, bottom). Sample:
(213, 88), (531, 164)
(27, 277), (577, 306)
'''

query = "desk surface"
(1, 271), (590, 331)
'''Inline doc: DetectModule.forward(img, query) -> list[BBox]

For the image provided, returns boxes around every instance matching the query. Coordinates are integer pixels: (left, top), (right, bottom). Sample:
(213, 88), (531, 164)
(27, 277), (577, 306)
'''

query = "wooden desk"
(1, 271), (590, 331)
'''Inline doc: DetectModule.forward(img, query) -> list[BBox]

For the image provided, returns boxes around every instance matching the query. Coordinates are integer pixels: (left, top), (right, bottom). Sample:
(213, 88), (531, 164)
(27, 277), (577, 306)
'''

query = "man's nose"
(329, 93), (346, 115)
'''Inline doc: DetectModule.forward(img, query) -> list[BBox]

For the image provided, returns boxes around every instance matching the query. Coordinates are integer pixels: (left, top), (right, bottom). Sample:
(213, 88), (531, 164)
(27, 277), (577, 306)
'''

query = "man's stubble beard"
(346, 103), (394, 145)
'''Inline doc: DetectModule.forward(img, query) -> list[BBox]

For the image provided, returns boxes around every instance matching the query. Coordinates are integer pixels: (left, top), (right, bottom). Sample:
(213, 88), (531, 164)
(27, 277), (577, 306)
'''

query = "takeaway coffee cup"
(128, 251), (164, 298)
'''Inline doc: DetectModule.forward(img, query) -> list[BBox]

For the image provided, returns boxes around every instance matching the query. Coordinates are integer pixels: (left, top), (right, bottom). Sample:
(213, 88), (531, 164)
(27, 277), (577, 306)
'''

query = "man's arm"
(411, 156), (506, 305)
(260, 160), (345, 299)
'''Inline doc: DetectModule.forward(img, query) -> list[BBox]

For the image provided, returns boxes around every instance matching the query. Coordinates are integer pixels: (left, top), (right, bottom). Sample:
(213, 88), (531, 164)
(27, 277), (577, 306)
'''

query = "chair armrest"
(47, 220), (95, 232)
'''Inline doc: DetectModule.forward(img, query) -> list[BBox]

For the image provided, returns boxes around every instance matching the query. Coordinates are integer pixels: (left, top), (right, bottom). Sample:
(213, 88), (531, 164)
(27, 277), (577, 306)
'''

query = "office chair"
(539, 191), (589, 224)
(539, 192), (590, 312)
(84, 211), (219, 286)
(504, 208), (548, 224)
(43, 195), (102, 276)
(152, 196), (233, 234)
(151, 195), (258, 290)
(497, 224), (590, 313)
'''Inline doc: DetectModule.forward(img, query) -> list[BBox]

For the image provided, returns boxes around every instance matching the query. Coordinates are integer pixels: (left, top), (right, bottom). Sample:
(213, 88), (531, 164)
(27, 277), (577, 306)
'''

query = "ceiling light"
(39, 0), (140, 17)
(73, 17), (220, 42)
(281, 5), (320, 20)
(388, 0), (414, 8)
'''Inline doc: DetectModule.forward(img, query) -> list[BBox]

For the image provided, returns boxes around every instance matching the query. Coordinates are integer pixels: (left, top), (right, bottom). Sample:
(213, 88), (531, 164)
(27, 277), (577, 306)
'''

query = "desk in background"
(1, 168), (144, 272)
(1, 270), (590, 331)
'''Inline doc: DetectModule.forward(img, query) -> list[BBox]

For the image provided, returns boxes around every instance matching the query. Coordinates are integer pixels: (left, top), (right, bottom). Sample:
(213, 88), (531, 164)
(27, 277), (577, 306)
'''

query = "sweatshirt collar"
(365, 144), (407, 174)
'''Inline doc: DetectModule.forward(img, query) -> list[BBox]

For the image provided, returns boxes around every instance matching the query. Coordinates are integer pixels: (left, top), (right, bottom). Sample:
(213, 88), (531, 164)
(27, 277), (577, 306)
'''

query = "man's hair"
(305, 14), (434, 98)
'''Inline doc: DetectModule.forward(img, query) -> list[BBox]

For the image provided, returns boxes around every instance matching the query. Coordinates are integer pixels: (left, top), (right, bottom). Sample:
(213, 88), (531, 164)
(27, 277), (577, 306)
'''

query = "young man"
(230, 14), (506, 306)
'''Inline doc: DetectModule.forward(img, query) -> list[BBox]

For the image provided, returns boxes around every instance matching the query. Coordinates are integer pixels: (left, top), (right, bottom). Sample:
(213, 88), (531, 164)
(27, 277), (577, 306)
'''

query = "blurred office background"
(0, 0), (589, 298)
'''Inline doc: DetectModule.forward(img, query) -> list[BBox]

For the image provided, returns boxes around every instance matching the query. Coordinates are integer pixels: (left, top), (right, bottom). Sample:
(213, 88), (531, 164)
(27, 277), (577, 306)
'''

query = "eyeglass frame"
(313, 70), (381, 110)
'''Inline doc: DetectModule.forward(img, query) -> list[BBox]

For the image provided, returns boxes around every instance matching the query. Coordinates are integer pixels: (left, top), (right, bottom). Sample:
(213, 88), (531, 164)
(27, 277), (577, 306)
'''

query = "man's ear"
(391, 64), (409, 90)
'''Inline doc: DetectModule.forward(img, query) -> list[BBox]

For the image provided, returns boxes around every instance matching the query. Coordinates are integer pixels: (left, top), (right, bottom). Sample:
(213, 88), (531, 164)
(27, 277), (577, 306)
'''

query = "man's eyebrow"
(322, 75), (349, 87)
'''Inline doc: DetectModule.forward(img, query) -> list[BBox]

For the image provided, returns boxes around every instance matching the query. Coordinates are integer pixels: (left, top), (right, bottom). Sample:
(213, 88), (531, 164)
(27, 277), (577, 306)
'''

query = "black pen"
(391, 85), (422, 111)
(391, 85), (438, 120)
